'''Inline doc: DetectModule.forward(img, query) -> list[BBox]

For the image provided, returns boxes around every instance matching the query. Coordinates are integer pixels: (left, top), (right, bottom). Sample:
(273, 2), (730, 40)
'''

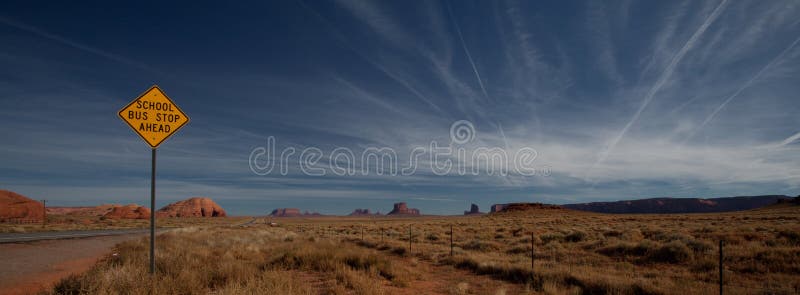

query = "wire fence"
(287, 221), (800, 294)
(0, 218), (42, 224)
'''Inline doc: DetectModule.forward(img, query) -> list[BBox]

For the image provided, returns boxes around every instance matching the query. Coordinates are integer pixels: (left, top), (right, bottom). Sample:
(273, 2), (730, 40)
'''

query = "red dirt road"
(0, 234), (145, 295)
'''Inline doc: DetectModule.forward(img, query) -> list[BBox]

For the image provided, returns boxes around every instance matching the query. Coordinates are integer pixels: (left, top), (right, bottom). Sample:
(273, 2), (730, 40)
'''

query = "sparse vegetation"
(279, 206), (800, 294)
(44, 227), (411, 294)
(45, 205), (800, 294)
(462, 239), (501, 252)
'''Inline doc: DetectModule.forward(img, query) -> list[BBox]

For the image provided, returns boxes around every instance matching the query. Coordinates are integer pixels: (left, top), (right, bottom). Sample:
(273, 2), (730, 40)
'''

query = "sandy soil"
(384, 256), (526, 295)
(329, 239), (526, 294)
(0, 234), (146, 295)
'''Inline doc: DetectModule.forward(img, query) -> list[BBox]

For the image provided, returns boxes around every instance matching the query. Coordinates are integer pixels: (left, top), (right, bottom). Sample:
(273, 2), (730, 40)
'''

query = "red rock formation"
(349, 208), (378, 216)
(270, 208), (301, 217)
(157, 197), (226, 218)
(0, 190), (44, 222)
(268, 208), (323, 217)
(464, 203), (484, 215)
(387, 202), (420, 215)
(777, 195), (800, 205)
(48, 204), (151, 218)
(47, 206), (98, 215)
(563, 195), (791, 214)
(303, 210), (322, 216)
(491, 203), (563, 213)
(48, 204), (119, 217)
(489, 204), (506, 213)
(103, 204), (151, 219)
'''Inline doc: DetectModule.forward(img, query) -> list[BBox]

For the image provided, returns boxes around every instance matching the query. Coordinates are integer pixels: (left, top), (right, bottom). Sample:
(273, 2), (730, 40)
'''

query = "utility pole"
(41, 199), (47, 228)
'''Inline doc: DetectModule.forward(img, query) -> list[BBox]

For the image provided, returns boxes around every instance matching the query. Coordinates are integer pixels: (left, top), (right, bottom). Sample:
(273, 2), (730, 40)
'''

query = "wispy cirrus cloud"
(685, 34), (800, 143)
(1, 1), (799, 215)
(593, 0), (729, 170)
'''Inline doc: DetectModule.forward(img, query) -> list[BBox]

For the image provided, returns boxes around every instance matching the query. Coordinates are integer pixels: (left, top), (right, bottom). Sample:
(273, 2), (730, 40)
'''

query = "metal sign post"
(150, 148), (156, 274)
(118, 85), (189, 275)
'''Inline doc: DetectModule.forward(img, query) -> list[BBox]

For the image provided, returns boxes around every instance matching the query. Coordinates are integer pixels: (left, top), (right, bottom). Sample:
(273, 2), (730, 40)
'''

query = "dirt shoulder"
(0, 234), (146, 295)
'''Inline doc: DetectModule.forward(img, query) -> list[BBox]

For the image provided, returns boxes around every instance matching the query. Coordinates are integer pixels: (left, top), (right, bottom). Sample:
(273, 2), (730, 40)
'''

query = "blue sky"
(1, 0), (799, 215)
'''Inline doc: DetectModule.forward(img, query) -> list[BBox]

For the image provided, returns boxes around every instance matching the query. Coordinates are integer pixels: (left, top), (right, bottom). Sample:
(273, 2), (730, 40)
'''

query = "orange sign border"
(118, 85), (190, 148)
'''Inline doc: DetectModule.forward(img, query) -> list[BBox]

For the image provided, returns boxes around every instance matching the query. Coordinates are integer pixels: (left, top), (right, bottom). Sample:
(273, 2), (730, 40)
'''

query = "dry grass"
(279, 205), (800, 294)
(42, 205), (800, 294)
(43, 226), (410, 295)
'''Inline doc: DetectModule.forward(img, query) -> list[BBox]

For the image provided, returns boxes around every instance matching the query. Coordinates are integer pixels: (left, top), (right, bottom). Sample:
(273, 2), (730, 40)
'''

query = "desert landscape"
(0, 190), (242, 234)
(3, 0), (800, 294)
(0, 190), (246, 294)
(4, 194), (792, 295)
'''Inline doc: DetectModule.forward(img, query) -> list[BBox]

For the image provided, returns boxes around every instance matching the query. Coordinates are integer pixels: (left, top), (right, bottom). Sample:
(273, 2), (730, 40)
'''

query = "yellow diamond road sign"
(118, 85), (189, 148)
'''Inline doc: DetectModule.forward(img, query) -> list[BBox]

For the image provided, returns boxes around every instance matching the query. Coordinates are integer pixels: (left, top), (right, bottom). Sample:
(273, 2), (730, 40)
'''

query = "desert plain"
(9, 202), (795, 295)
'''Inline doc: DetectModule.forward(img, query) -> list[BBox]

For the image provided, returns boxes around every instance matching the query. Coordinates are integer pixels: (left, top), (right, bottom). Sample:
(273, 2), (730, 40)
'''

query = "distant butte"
(270, 208), (301, 217)
(103, 204), (150, 219)
(488, 203), (563, 213)
(269, 208), (322, 217)
(489, 204), (506, 213)
(349, 208), (380, 216)
(562, 195), (793, 214)
(157, 197), (226, 218)
(387, 202), (420, 216)
(463, 203), (484, 215)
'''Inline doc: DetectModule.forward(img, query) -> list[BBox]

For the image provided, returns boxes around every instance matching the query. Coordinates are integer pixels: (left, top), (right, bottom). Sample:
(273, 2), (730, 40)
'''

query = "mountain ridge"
(562, 195), (793, 214)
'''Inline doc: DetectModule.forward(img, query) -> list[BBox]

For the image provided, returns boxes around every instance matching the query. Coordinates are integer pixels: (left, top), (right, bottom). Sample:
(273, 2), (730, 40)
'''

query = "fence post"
(361, 226), (364, 241)
(408, 225), (412, 253)
(719, 240), (724, 295)
(531, 232), (535, 270)
(450, 224), (454, 256)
